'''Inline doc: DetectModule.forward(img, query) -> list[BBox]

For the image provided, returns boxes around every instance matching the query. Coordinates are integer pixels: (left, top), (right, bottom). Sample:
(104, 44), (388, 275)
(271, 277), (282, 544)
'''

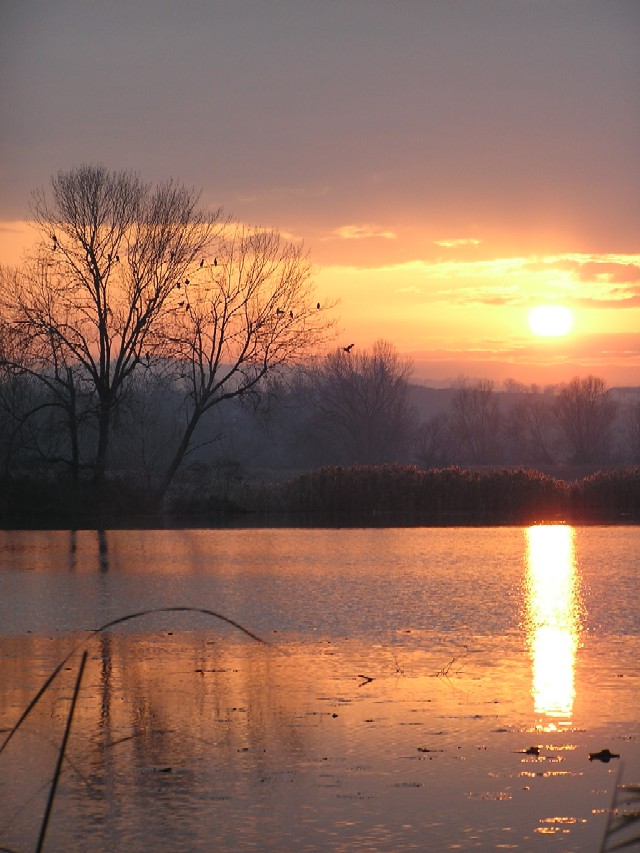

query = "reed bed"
(1, 464), (639, 527)
(278, 464), (640, 524)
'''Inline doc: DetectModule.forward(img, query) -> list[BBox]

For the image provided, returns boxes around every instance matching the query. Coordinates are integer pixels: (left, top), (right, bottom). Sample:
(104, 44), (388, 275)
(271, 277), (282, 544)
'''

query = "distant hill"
(408, 382), (640, 422)
(407, 385), (457, 420)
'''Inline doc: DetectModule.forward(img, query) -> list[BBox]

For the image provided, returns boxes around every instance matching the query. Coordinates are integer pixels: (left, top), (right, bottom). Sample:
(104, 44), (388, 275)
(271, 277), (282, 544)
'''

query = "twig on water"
(435, 645), (469, 679)
(36, 650), (87, 853)
(390, 650), (405, 677)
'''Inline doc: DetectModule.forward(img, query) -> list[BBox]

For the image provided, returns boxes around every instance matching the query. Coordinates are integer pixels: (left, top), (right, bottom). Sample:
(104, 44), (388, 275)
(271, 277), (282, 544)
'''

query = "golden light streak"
(525, 525), (581, 726)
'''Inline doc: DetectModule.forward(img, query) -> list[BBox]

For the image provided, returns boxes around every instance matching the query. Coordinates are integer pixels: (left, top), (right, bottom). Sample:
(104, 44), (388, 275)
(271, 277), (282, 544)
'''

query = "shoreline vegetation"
(1, 464), (639, 529)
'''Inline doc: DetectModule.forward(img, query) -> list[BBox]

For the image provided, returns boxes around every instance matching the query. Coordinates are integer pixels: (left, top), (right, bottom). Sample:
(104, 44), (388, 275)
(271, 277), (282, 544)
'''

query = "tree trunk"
(153, 407), (203, 507)
(94, 396), (112, 485)
(66, 368), (80, 483)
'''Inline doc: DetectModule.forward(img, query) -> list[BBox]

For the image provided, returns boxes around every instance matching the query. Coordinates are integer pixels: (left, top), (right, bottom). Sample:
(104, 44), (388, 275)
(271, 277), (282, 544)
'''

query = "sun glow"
(528, 305), (573, 337)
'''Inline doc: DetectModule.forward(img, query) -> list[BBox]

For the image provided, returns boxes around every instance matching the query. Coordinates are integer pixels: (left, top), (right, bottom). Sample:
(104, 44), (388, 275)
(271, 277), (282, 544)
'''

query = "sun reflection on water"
(525, 525), (581, 727)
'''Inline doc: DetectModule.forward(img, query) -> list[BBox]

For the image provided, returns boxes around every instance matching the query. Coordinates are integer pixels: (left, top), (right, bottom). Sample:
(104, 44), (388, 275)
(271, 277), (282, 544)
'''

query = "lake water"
(0, 526), (638, 852)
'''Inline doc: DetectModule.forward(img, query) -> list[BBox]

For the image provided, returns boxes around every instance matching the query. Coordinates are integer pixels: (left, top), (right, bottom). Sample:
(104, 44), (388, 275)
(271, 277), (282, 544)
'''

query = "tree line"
(414, 374), (638, 469)
(252, 365), (637, 473)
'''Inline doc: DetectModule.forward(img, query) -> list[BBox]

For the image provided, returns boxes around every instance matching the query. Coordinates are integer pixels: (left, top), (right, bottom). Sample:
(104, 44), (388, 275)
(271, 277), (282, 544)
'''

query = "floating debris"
(516, 746), (541, 756)
(589, 749), (620, 763)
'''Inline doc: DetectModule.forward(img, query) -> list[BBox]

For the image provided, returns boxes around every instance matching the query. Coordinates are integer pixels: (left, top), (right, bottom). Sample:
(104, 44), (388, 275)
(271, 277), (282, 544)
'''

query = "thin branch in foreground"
(0, 606), (267, 757)
(600, 764), (640, 853)
(36, 650), (87, 853)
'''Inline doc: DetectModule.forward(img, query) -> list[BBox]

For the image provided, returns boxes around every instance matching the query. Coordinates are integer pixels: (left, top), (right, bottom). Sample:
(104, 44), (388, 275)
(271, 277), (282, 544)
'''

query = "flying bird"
(343, 343), (355, 353)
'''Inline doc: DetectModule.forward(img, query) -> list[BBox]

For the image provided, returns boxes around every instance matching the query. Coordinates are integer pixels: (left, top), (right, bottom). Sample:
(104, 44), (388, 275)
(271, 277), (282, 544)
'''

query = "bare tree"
(302, 339), (415, 465)
(414, 413), (453, 468)
(450, 378), (502, 464)
(554, 375), (618, 464)
(0, 306), (85, 477)
(507, 392), (556, 465)
(108, 370), (184, 488)
(622, 398), (640, 463)
(3, 164), (220, 483)
(153, 224), (333, 499)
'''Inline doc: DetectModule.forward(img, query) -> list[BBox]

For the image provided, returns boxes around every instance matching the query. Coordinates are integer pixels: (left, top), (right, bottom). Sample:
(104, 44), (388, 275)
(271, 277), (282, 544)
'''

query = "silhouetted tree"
(302, 340), (415, 464)
(450, 378), (502, 464)
(554, 375), (618, 464)
(0, 310), (87, 477)
(2, 164), (219, 484)
(508, 392), (556, 465)
(621, 397), (640, 464)
(1, 166), (332, 506)
(154, 225), (332, 498)
(414, 412), (453, 467)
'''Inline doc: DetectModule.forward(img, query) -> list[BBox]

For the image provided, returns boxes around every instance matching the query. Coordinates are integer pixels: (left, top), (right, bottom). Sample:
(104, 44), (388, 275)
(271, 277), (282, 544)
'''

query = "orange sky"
(312, 247), (640, 386)
(4, 218), (638, 387)
(1, 1), (639, 387)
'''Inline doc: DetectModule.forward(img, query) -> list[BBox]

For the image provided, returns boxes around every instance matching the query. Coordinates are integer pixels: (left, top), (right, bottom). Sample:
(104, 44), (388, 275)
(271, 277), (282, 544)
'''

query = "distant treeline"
(2, 464), (638, 527)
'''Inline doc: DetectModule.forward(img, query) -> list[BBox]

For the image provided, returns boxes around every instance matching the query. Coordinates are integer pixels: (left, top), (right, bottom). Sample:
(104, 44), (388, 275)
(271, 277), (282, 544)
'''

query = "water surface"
(1, 526), (638, 851)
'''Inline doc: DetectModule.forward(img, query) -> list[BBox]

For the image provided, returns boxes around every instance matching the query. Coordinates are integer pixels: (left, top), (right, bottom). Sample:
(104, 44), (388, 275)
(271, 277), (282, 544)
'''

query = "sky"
(1, 0), (639, 386)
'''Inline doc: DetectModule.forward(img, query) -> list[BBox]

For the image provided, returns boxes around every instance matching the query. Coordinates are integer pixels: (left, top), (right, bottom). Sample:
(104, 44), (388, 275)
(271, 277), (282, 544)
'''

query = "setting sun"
(528, 305), (574, 337)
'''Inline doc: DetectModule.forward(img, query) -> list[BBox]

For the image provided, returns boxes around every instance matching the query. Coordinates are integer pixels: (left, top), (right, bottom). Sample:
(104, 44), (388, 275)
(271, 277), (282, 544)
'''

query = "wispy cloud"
(0, 223), (27, 234)
(412, 332), (640, 368)
(330, 224), (397, 241)
(522, 253), (640, 305)
(433, 237), (482, 248)
(323, 252), (640, 309)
